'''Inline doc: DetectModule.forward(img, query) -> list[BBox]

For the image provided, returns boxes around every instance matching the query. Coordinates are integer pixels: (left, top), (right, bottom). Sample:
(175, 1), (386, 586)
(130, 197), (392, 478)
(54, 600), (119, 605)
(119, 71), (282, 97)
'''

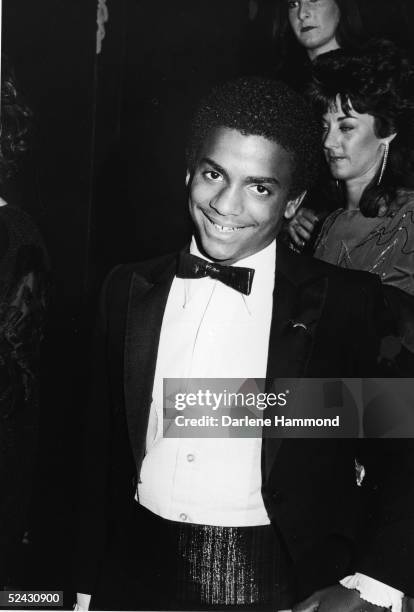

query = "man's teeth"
(209, 218), (244, 232)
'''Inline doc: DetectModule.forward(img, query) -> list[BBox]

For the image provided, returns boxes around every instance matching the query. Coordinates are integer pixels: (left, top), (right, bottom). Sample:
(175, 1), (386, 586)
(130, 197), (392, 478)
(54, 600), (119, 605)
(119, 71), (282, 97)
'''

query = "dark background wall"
(2, 0), (99, 601)
(1, 0), (413, 604)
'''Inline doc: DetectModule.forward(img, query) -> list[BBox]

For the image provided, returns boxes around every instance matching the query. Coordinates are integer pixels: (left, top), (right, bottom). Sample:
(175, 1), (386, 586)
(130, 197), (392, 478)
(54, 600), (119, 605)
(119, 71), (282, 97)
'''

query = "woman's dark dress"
(0, 204), (49, 587)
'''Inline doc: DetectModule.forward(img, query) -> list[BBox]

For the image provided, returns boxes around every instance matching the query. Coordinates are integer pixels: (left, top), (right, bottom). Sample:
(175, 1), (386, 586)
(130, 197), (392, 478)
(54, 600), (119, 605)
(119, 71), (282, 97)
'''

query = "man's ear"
(284, 191), (307, 219)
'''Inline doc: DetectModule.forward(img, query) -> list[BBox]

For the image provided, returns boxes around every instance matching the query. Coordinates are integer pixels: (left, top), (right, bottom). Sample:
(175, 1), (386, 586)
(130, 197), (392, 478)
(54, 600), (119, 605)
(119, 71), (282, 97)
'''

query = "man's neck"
(190, 237), (277, 270)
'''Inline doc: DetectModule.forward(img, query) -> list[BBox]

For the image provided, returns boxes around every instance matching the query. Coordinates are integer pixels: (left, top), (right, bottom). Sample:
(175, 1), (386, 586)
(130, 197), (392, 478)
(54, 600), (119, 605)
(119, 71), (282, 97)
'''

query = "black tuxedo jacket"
(76, 242), (414, 600)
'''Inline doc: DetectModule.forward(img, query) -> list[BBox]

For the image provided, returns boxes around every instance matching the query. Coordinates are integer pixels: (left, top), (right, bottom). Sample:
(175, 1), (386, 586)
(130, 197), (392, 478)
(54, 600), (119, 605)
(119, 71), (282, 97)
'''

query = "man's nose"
(210, 186), (241, 216)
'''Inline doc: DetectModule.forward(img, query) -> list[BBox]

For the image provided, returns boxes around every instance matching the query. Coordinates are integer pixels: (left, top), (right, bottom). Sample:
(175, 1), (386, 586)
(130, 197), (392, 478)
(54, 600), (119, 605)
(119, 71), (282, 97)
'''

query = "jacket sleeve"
(353, 278), (414, 595)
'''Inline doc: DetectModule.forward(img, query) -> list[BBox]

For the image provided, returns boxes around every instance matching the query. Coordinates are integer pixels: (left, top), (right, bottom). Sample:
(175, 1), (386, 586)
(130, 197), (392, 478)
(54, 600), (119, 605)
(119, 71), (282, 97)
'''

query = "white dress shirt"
(138, 238), (275, 526)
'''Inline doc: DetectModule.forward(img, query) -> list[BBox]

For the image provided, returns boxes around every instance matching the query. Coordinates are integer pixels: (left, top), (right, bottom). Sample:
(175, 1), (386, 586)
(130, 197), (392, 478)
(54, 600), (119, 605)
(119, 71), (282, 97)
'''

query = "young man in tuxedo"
(75, 78), (413, 611)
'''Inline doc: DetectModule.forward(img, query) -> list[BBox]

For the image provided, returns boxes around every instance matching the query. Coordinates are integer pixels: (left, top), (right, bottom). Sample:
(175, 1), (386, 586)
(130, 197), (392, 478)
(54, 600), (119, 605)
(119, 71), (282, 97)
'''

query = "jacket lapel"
(263, 243), (329, 480)
(124, 258), (176, 470)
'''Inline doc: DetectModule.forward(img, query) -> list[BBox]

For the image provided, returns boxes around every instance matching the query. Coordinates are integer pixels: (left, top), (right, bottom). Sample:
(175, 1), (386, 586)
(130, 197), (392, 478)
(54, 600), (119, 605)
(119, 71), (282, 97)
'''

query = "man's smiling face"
(188, 127), (299, 265)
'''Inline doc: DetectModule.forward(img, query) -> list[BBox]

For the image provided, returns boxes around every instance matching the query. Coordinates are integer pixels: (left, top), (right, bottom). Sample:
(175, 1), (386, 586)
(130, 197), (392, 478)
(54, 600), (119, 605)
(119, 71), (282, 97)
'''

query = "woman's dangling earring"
(378, 141), (389, 185)
(335, 180), (340, 188)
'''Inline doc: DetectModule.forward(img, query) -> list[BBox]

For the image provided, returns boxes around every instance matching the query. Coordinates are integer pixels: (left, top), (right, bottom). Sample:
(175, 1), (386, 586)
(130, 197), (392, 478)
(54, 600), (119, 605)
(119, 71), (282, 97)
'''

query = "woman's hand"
(287, 208), (319, 251)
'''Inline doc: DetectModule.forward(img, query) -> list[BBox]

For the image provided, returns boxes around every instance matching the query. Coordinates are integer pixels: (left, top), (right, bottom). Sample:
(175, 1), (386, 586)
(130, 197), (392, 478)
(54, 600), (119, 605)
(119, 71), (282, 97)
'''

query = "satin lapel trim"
(124, 270), (174, 469)
(263, 258), (329, 481)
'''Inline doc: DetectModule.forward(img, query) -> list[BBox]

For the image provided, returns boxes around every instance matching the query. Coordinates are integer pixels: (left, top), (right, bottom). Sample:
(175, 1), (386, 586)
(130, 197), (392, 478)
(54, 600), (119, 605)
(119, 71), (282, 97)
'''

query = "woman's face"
(322, 99), (385, 184)
(287, 0), (341, 59)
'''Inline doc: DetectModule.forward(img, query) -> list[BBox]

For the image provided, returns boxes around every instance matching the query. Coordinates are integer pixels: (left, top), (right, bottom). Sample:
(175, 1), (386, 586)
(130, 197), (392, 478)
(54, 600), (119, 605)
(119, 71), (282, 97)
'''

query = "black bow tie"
(177, 253), (255, 296)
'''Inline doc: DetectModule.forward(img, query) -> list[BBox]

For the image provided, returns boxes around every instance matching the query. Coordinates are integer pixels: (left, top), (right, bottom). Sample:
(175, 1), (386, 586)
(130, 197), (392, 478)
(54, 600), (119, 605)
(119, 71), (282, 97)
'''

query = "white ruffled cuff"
(340, 573), (403, 612)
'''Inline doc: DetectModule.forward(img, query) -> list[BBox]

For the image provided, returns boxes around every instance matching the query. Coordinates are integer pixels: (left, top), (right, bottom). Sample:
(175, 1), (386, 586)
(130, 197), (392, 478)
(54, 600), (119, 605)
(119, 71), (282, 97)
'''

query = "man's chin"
(201, 248), (238, 265)
(197, 236), (240, 265)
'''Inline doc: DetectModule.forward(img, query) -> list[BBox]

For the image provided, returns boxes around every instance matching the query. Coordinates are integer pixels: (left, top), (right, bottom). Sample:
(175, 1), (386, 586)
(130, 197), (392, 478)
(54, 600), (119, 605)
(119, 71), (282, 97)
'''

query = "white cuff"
(340, 573), (403, 612)
(74, 592), (91, 611)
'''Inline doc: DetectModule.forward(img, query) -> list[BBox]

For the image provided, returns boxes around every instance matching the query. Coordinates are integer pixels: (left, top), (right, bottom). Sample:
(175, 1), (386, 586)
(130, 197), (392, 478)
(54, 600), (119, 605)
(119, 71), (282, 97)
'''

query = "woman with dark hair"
(309, 40), (414, 296)
(273, 0), (365, 86)
(274, 0), (367, 249)
(298, 40), (414, 373)
(0, 62), (49, 587)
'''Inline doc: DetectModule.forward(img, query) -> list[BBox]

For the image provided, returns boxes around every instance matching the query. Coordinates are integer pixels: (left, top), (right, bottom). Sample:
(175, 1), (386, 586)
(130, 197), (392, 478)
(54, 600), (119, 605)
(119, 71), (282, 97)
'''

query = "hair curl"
(272, 0), (365, 72)
(0, 60), (31, 181)
(308, 39), (414, 216)
(187, 77), (320, 198)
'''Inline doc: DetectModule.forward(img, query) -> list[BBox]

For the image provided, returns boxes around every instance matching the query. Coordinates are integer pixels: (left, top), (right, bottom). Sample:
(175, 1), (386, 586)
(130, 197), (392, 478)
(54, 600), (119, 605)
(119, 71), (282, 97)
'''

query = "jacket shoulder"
(321, 257), (381, 290)
(103, 252), (177, 298)
(284, 244), (382, 293)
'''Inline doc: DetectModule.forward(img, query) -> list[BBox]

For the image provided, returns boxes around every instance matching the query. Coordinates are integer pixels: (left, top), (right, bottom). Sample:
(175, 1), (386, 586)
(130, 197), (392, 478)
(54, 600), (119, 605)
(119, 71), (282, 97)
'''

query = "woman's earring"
(335, 180), (340, 188)
(378, 141), (389, 185)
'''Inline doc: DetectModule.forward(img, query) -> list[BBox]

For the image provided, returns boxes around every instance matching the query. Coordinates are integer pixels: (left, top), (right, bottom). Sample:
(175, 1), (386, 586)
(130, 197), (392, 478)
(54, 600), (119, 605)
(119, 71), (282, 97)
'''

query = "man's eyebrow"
(200, 157), (279, 186)
(245, 175), (280, 186)
(199, 157), (227, 175)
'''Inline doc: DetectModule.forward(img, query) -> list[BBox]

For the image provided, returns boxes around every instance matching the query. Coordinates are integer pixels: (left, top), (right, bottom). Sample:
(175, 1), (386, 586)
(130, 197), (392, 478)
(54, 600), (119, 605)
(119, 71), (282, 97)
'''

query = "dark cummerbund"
(110, 501), (293, 610)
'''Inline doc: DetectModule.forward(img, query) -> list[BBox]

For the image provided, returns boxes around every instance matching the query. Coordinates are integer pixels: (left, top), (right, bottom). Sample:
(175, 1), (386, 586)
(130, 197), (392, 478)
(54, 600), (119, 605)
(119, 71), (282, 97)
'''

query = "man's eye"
(204, 170), (222, 181)
(251, 185), (270, 196)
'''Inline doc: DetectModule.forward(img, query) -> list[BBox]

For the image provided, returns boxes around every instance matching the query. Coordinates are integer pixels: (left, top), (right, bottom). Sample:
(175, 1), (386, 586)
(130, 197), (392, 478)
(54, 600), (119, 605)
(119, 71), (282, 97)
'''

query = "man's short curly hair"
(187, 77), (320, 198)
